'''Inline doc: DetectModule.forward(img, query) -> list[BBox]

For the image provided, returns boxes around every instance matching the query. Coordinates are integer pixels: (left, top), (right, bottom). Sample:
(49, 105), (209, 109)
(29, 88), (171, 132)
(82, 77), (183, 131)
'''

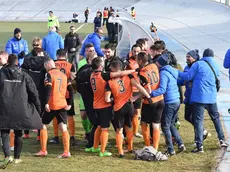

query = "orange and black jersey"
(55, 59), (75, 80)
(106, 74), (134, 112)
(44, 68), (73, 110)
(139, 63), (163, 104)
(90, 71), (111, 109)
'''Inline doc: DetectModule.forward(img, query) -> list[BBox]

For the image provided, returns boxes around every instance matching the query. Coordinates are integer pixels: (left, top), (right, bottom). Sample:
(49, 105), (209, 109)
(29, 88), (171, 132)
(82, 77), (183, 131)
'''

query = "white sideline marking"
(75, 23), (86, 32)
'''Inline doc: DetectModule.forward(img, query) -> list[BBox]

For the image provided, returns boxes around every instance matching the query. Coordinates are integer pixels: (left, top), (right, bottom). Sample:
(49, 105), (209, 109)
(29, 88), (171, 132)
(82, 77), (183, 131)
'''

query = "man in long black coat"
(0, 54), (42, 169)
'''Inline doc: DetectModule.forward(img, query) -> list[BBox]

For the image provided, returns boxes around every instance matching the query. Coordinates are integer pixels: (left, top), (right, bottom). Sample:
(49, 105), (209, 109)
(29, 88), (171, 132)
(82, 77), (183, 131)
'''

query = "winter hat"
(187, 49), (200, 60)
(203, 48), (214, 57)
(14, 28), (21, 35)
(157, 54), (169, 67)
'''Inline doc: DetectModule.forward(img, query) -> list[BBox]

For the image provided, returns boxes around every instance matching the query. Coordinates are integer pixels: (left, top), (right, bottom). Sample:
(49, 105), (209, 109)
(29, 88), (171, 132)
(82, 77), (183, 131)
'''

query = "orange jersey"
(139, 63), (163, 104)
(107, 75), (133, 111)
(55, 60), (74, 79)
(45, 68), (69, 110)
(90, 71), (111, 109)
(103, 10), (109, 18)
(126, 57), (139, 92)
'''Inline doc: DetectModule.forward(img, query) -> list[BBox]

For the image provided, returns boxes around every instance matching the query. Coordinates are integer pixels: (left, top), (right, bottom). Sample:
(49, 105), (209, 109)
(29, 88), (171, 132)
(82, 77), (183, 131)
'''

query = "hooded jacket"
(42, 31), (64, 60)
(80, 33), (104, 57)
(179, 57), (219, 104)
(223, 48), (230, 80)
(150, 65), (180, 104)
(0, 65), (43, 130)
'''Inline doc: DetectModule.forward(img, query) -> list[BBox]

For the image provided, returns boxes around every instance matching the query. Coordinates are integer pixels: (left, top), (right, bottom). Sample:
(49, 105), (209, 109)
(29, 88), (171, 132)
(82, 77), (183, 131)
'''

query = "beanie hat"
(157, 54), (169, 67)
(203, 48), (214, 57)
(187, 49), (200, 60)
(14, 28), (21, 35)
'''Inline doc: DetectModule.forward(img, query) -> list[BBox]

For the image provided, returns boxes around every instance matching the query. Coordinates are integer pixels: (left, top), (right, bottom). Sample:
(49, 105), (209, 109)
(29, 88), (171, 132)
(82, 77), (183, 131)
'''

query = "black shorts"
(95, 106), (113, 128)
(114, 102), (134, 129)
(141, 100), (164, 124)
(133, 92), (142, 109)
(67, 99), (75, 116)
(42, 108), (68, 125)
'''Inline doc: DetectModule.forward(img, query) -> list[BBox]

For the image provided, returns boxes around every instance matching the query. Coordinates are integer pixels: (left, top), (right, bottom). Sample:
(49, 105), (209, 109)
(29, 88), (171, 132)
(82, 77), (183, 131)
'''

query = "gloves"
(18, 51), (25, 59)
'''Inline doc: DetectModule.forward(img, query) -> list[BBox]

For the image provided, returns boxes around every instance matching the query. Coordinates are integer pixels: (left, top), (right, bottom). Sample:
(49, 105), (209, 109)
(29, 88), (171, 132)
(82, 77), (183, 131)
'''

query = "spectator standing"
(5, 28), (28, 66)
(94, 12), (102, 31)
(84, 7), (90, 23)
(48, 11), (60, 31)
(42, 26), (64, 60)
(103, 7), (109, 26)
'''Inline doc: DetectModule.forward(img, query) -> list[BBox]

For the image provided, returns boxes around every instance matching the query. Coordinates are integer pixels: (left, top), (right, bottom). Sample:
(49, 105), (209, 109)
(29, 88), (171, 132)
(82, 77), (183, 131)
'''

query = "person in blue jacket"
(94, 12), (102, 31)
(42, 26), (64, 60)
(223, 48), (230, 80)
(5, 28), (29, 66)
(80, 27), (104, 59)
(150, 54), (185, 156)
(178, 48), (228, 153)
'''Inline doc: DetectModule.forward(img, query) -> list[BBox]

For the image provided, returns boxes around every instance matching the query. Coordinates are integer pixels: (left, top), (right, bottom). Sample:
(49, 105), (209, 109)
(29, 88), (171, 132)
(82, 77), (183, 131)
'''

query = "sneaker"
(191, 146), (204, 153)
(8, 157), (13, 163)
(10, 146), (14, 151)
(203, 130), (211, 141)
(49, 137), (59, 144)
(92, 147), (100, 153)
(34, 150), (48, 157)
(99, 151), (112, 157)
(175, 121), (181, 130)
(178, 144), (186, 153)
(57, 152), (71, 159)
(85, 147), (92, 152)
(23, 134), (30, 139)
(220, 140), (229, 147)
(164, 150), (176, 157)
(0, 157), (11, 169)
(134, 133), (143, 138)
(14, 159), (22, 164)
(70, 137), (77, 146)
(118, 154), (124, 158)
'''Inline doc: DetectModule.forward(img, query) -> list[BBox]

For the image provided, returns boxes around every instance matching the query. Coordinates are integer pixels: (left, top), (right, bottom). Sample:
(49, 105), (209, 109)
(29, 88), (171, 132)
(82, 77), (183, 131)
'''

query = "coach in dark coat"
(0, 54), (42, 166)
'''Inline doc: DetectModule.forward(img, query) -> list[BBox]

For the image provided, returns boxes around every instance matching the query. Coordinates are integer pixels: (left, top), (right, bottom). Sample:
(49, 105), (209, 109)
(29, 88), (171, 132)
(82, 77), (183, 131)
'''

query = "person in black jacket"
(0, 54), (42, 168)
(64, 26), (82, 67)
(94, 12), (102, 31)
(21, 47), (49, 141)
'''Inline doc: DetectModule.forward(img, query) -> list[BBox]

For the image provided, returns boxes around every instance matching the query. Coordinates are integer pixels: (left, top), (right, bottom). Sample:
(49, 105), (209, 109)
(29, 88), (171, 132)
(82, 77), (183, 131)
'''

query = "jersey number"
(91, 78), (96, 91)
(118, 80), (125, 93)
(147, 72), (158, 85)
(57, 78), (62, 91)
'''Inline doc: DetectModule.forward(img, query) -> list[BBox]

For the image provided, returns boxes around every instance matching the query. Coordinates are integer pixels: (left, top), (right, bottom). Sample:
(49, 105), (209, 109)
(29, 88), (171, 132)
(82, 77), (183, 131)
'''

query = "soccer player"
(49, 49), (76, 146)
(137, 52), (164, 150)
(35, 58), (73, 158)
(150, 54), (185, 156)
(90, 57), (135, 157)
(78, 44), (95, 141)
(126, 44), (143, 138)
(105, 60), (152, 157)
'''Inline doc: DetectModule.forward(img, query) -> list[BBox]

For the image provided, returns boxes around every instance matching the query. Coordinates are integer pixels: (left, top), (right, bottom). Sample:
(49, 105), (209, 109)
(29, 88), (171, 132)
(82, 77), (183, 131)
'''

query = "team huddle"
(0, 28), (228, 169)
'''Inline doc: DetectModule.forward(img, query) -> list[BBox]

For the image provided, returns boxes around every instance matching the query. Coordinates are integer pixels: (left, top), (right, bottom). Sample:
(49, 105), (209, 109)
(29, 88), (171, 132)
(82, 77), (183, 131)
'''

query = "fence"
(213, 0), (230, 6)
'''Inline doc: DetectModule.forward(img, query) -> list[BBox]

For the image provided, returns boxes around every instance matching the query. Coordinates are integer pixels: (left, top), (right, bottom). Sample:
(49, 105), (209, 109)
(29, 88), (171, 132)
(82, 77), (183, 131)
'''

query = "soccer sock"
(116, 132), (124, 155)
(82, 119), (91, 133)
(132, 113), (139, 134)
(141, 124), (150, 146)
(62, 131), (70, 153)
(53, 117), (59, 137)
(125, 128), (133, 151)
(93, 126), (102, 149)
(153, 128), (160, 150)
(10, 131), (15, 147)
(40, 128), (48, 152)
(68, 117), (75, 137)
(100, 129), (109, 153)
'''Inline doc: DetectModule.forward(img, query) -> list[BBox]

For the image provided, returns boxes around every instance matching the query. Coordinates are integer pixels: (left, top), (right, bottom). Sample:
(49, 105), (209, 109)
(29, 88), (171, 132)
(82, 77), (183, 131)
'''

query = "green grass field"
(0, 22), (222, 172)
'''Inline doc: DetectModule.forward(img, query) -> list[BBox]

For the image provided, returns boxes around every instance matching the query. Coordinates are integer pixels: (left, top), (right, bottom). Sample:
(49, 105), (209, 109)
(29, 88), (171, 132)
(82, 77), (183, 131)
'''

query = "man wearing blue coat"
(150, 54), (186, 156)
(80, 27), (104, 58)
(223, 48), (230, 80)
(42, 26), (64, 60)
(178, 48), (228, 153)
(5, 28), (29, 66)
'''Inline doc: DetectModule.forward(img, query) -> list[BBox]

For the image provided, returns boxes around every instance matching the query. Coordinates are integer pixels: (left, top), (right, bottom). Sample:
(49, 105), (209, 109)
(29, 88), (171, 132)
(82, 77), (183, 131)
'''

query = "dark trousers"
(1, 130), (23, 159)
(103, 18), (108, 26)
(192, 103), (225, 148)
(161, 101), (183, 152)
(85, 15), (88, 23)
(184, 103), (194, 126)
